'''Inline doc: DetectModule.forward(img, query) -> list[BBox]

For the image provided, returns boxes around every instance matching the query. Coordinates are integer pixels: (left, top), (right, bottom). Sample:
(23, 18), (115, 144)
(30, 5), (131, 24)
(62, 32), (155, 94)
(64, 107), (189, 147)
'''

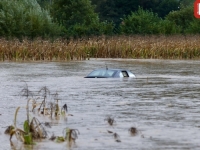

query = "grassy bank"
(0, 35), (200, 61)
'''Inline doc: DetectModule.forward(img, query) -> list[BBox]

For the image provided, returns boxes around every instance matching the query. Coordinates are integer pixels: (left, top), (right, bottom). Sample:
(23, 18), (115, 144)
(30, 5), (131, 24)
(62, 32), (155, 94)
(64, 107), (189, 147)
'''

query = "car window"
(103, 70), (115, 77)
(86, 69), (135, 78)
(89, 70), (101, 76)
(121, 71), (129, 77)
(119, 72), (123, 77)
(89, 70), (115, 77)
(127, 71), (136, 77)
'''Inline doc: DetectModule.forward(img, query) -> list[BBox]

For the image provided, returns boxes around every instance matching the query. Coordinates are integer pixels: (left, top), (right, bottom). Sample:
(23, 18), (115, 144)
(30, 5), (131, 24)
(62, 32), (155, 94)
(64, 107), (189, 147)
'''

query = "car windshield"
(88, 69), (116, 77)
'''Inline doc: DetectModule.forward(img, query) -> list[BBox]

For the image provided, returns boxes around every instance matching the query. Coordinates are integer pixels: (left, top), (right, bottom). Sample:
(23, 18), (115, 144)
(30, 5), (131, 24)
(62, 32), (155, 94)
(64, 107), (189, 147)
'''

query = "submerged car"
(84, 68), (136, 78)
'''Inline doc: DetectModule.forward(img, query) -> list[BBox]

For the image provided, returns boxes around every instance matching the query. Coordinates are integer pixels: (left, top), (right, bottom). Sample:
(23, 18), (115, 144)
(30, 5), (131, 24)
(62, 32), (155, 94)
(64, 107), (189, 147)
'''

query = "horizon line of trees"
(0, 0), (198, 40)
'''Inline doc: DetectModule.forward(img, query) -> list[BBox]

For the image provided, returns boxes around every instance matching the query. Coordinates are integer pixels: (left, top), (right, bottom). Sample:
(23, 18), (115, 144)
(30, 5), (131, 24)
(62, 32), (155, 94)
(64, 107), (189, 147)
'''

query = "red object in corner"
(194, 0), (200, 18)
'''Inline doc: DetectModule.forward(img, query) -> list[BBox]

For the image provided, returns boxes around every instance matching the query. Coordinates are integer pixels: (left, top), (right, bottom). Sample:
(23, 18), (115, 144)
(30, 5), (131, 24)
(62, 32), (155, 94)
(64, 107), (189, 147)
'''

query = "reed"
(0, 35), (200, 61)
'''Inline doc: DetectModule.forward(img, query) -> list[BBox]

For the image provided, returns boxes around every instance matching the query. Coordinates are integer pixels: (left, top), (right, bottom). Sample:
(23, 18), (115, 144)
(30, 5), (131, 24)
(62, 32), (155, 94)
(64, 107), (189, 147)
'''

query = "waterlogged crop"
(5, 107), (48, 145)
(4, 83), (146, 148)
(128, 127), (138, 136)
(64, 128), (80, 145)
(104, 116), (115, 126)
(4, 84), (77, 148)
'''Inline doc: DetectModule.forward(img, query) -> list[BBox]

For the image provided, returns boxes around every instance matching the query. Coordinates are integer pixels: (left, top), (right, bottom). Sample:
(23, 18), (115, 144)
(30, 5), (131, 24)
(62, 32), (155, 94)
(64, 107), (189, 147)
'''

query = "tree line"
(0, 0), (198, 39)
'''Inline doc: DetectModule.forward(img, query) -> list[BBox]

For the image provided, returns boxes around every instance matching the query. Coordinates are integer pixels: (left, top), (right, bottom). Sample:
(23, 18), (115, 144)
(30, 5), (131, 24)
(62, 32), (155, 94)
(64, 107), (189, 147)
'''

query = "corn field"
(0, 35), (200, 61)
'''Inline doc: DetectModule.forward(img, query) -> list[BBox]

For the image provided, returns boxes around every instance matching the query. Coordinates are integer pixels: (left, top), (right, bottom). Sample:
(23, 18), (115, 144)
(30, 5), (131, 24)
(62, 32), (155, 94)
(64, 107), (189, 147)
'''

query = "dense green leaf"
(51, 0), (114, 37)
(0, 0), (62, 39)
(120, 7), (162, 34)
(23, 120), (30, 133)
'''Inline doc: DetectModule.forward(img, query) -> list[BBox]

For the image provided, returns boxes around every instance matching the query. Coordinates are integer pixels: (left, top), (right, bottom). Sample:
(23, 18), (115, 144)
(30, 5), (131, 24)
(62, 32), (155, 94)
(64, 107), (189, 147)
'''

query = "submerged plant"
(48, 102), (56, 118)
(128, 127), (138, 136)
(54, 100), (60, 117)
(20, 82), (33, 99)
(4, 126), (15, 134)
(5, 84), (76, 147)
(29, 117), (48, 139)
(43, 122), (51, 128)
(22, 85), (66, 120)
(23, 88), (68, 121)
(49, 133), (57, 141)
(7, 107), (29, 144)
(107, 130), (113, 134)
(113, 132), (121, 142)
(51, 128), (80, 145)
(38, 86), (50, 115)
(47, 102), (68, 119)
(23, 120), (33, 145)
(6, 104), (48, 145)
(32, 99), (37, 112)
(61, 104), (68, 115)
(56, 136), (65, 143)
(104, 116), (115, 126)
(64, 128), (80, 146)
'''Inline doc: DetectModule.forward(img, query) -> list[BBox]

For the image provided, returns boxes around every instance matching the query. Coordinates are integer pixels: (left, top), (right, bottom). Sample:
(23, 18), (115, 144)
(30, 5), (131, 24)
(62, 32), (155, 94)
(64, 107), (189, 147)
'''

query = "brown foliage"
(0, 35), (200, 61)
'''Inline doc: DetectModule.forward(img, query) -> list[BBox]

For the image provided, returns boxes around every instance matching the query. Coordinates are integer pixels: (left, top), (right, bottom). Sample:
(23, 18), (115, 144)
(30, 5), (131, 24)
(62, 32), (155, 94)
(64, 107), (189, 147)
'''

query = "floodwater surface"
(0, 58), (200, 150)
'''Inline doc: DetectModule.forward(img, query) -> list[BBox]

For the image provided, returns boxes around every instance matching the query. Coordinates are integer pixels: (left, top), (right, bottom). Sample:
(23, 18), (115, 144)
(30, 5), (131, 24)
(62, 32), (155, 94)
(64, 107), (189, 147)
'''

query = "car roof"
(85, 68), (135, 78)
(94, 68), (127, 71)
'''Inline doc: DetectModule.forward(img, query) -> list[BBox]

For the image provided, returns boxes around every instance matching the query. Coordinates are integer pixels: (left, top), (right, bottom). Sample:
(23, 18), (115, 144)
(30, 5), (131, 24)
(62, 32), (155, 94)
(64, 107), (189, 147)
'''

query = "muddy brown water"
(0, 58), (200, 150)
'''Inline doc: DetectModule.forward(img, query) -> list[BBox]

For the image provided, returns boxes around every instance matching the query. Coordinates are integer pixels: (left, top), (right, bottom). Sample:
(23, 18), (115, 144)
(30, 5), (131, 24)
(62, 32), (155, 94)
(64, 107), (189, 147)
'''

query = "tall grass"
(0, 35), (200, 61)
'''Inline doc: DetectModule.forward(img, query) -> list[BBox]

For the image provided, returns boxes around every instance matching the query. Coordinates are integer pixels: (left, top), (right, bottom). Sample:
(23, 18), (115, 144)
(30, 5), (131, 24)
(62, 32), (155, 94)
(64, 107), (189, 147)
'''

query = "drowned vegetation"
(4, 83), (79, 147)
(4, 83), (144, 147)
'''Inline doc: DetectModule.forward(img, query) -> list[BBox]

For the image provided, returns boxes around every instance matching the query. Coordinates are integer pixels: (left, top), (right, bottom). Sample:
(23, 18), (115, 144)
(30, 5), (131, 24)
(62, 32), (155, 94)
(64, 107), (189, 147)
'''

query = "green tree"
(186, 19), (200, 34)
(0, 0), (62, 39)
(92, 0), (140, 28)
(120, 7), (162, 34)
(91, 0), (180, 28)
(149, 0), (180, 18)
(51, 0), (114, 37)
(36, 0), (52, 9)
(179, 0), (194, 6)
(158, 19), (181, 34)
(120, 7), (181, 35)
(166, 5), (194, 33)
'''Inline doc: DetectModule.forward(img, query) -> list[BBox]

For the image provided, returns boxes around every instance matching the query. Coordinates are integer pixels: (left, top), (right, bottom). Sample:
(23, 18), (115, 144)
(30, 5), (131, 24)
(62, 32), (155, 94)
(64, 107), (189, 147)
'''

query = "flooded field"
(0, 58), (200, 150)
